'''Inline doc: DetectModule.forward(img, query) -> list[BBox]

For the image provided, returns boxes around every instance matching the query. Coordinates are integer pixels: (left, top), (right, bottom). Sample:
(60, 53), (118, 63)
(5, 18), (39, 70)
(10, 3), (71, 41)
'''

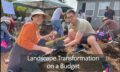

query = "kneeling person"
(7, 9), (53, 72)
(63, 9), (109, 71)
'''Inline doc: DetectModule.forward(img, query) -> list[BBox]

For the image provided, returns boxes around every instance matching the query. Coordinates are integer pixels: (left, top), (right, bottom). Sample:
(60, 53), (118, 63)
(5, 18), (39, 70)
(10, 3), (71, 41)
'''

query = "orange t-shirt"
(16, 22), (41, 51)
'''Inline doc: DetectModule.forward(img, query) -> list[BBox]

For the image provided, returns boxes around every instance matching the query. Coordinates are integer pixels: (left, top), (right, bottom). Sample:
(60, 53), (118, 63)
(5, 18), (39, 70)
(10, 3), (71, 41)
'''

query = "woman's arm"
(40, 31), (56, 40)
(32, 45), (53, 54)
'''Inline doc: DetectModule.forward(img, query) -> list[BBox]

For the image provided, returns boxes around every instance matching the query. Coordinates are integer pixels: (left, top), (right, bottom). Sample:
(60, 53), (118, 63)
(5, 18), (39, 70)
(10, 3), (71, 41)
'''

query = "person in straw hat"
(7, 9), (53, 72)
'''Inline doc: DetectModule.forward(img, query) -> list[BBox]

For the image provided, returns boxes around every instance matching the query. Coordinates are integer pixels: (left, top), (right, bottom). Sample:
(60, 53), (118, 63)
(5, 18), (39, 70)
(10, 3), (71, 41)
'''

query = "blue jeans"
(51, 20), (64, 36)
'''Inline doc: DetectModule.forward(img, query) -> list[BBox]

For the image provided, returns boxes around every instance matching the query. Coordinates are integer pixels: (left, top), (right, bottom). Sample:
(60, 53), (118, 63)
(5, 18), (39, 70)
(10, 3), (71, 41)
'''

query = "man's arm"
(64, 37), (71, 44)
(65, 31), (83, 47)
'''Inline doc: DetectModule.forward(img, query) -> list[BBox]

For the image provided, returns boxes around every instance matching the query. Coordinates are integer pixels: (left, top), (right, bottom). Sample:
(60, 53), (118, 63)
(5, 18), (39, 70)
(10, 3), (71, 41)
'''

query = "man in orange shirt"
(7, 9), (53, 72)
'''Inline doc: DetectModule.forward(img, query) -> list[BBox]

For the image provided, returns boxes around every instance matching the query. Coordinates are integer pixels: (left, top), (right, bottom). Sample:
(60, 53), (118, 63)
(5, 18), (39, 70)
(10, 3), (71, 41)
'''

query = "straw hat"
(31, 9), (50, 20)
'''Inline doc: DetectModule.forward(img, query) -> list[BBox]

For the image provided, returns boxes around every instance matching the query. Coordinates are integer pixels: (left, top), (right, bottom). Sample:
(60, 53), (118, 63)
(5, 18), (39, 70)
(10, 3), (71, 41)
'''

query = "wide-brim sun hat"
(31, 9), (50, 20)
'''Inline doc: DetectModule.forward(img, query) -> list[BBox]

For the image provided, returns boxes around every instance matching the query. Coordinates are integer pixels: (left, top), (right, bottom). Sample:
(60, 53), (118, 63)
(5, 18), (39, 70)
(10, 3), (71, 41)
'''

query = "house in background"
(76, 0), (120, 29)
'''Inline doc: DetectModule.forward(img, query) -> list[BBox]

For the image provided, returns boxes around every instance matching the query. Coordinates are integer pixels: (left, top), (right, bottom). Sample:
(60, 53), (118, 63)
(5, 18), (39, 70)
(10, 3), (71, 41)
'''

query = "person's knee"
(68, 29), (76, 40)
(68, 29), (76, 35)
(87, 35), (96, 45)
